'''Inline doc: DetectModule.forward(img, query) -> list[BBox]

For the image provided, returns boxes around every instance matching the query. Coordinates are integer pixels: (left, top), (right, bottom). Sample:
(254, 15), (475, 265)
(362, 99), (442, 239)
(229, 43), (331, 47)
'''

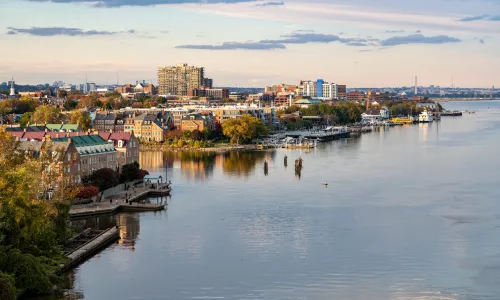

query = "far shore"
(140, 144), (259, 152)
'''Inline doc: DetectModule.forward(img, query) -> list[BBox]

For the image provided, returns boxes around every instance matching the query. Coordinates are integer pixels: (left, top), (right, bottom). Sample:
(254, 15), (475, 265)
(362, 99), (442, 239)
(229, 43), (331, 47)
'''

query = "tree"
(68, 110), (91, 130)
(19, 112), (32, 127)
(119, 162), (139, 183)
(32, 106), (64, 124)
(222, 115), (268, 144)
(76, 185), (99, 198)
(0, 272), (16, 300)
(63, 99), (78, 111)
(86, 168), (119, 191)
(0, 126), (75, 296)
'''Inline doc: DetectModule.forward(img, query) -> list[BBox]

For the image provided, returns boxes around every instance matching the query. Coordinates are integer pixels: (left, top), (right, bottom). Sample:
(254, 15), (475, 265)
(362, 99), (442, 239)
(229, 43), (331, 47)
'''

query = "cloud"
(380, 34), (461, 46)
(385, 30), (405, 33)
(479, 39), (485, 44)
(177, 32), (461, 50)
(175, 42), (285, 50)
(255, 1), (283, 6)
(5, 26), (135, 36)
(260, 32), (377, 46)
(27, 0), (259, 8)
(458, 14), (500, 22)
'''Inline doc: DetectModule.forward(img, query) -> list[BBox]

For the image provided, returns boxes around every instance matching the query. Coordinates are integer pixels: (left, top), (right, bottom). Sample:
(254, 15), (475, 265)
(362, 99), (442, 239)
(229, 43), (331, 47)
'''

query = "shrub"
(88, 168), (119, 191)
(76, 186), (99, 198)
(177, 140), (185, 147)
(136, 169), (149, 180)
(0, 272), (16, 300)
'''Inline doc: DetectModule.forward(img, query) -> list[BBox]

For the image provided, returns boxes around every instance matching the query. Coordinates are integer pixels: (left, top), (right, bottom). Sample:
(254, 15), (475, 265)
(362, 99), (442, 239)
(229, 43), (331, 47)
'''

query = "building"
(157, 64), (204, 96)
(51, 135), (116, 176)
(229, 93), (242, 101)
(45, 123), (82, 132)
(294, 99), (323, 108)
(337, 85), (347, 99)
(203, 78), (213, 89)
(347, 91), (364, 102)
(10, 77), (15, 96)
(321, 83), (338, 99)
(94, 113), (120, 132)
(316, 79), (324, 98)
(181, 113), (216, 132)
(133, 114), (168, 142)
(18, 138), (82, 185)
(98, 132), (139, 167)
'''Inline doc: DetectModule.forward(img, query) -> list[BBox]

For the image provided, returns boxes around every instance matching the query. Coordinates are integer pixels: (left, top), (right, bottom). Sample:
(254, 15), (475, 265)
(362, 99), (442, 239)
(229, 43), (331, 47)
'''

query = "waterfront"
(59, 101), (500, 299)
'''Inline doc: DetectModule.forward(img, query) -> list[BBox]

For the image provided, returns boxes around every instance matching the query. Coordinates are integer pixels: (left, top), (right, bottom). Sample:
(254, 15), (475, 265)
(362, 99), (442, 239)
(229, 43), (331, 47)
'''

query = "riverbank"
(140, 143), (260, 152)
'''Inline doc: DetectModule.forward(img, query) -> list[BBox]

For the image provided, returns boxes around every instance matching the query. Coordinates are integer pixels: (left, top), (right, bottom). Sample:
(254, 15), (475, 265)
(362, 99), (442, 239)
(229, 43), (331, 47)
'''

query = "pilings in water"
(294, 157), (303, 179)
(284, 155), (288, 168)
(264, 161), (269, 176)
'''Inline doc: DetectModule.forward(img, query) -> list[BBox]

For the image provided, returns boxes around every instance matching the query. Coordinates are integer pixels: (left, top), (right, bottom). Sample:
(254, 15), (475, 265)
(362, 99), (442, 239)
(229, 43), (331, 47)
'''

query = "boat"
(418, 110), (434, 123)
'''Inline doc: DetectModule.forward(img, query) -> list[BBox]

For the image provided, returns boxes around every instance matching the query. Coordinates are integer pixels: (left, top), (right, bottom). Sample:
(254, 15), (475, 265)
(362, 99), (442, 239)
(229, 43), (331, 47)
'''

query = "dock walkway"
(69, 184), (170, 218)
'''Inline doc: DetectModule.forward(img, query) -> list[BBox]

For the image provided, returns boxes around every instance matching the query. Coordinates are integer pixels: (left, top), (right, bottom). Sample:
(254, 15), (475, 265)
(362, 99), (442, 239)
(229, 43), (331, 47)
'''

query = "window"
(67, 167), (70, 173)
(67, 153), (71, 162)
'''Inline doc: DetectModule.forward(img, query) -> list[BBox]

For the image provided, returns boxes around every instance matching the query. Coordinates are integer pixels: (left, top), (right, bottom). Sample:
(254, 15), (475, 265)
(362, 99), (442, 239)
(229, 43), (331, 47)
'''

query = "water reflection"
(118, 213), (140, 251)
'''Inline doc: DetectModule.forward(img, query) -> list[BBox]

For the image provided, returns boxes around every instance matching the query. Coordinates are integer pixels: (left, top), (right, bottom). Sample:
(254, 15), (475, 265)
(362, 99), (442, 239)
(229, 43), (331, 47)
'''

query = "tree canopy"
(222, 115), (268, 144)
(68, 110), (91, 130)
(0, 126), (75, 297)
(31, 105), (64, 124)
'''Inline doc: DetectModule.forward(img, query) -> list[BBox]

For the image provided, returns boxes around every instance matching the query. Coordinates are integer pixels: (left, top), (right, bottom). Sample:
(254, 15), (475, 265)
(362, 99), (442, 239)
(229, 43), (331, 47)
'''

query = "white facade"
(304, 81), (316, 97)
(321, 83), (338, 99)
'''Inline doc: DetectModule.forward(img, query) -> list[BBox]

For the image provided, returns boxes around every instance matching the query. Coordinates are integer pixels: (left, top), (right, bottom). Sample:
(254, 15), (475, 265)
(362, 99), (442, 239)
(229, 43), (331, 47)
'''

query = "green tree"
(0, 127), (75, 296)
(63, 99), (78, 111)
(0, 272), (16, 300)
(31, 106), (64, 124)
(222, 115), (268, 144)
(68, 110), (91, 130)
(19, 112), (32, 127)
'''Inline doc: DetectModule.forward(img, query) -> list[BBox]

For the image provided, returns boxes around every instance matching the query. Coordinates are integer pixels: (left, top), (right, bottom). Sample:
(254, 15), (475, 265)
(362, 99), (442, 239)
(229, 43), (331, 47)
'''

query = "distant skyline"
(1, 0), (499, 88)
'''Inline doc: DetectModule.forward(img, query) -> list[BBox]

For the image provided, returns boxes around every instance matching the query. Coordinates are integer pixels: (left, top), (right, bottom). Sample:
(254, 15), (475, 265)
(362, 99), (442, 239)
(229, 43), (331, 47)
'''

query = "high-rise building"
(316, 79), (324, 98)
(157, 64), (204, 96)
(203, 78), (213, 89)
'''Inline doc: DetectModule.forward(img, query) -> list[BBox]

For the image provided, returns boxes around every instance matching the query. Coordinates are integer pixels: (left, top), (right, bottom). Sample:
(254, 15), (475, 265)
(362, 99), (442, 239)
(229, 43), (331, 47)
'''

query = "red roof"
(98, 132), (132, 148)
(21, 132), (46, 141)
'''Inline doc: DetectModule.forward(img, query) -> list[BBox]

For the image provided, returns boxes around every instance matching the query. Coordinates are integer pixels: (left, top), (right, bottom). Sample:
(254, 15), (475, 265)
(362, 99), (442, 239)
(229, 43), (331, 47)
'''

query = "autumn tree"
(68, 110), (91, 130)
(0, 126), (76, 296)
(31, 105), (64, 124)
(222, 114), (268, 144)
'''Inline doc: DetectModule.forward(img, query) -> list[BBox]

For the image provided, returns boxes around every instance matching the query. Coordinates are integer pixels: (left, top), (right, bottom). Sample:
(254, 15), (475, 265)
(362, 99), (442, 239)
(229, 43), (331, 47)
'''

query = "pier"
(69, 183), (171, 219)
(61, 227), (120, 272)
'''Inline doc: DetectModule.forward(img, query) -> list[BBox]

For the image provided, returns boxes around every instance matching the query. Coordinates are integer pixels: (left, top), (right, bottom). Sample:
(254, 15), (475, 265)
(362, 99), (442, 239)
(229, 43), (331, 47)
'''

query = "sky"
(0, 0), (499, 88)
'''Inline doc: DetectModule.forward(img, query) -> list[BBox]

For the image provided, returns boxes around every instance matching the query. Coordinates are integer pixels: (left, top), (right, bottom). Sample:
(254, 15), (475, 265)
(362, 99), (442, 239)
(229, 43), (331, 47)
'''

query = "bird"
(322, 182), (328, 187)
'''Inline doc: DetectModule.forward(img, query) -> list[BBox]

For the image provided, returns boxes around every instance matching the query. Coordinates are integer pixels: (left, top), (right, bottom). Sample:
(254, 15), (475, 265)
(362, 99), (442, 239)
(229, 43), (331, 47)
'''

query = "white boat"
(418, 110), (434, 123)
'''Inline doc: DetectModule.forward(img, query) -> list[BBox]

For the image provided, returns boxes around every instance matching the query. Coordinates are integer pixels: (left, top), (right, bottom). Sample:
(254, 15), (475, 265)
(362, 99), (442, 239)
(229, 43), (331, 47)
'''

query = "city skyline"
(1, 0), (499, 88)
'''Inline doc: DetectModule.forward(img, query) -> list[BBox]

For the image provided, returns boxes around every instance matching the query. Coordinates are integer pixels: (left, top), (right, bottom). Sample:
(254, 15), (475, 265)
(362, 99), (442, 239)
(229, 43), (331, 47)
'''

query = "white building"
(321, 83), (338, 99)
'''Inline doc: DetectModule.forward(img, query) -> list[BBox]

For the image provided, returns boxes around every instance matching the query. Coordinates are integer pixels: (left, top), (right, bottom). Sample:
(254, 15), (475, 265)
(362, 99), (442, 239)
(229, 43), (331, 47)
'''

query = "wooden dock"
(62, 227), (120, 272)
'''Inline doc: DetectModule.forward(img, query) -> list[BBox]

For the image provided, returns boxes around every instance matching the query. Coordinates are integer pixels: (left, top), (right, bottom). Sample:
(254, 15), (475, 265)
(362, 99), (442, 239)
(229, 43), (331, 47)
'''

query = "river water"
(62, 101), (500, 300)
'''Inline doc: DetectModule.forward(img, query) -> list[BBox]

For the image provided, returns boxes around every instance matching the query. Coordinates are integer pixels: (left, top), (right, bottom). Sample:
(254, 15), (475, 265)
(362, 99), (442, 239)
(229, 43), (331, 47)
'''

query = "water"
(60, 101), (500, 299)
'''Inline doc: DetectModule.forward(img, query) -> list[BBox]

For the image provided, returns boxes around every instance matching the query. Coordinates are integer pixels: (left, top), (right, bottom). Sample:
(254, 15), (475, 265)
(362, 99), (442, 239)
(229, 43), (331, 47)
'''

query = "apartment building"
(133, 114), (168, 142)
(157, 64), (204, 96)
(51, 135), (116, 176)
(99, 132), (139, 167)
(181, 113), (216, 132)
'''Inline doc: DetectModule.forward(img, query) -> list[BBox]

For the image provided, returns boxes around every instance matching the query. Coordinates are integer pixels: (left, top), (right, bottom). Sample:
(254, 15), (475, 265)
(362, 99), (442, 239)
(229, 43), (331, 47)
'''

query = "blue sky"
(0, 0), (499, 87)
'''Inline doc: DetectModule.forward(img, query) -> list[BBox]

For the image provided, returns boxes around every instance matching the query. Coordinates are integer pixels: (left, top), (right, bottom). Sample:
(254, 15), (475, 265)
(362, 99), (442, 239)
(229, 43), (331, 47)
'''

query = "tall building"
(157, 64), (204, 96)
(203, 78), (213, 89)
(316, 79), (324, 98)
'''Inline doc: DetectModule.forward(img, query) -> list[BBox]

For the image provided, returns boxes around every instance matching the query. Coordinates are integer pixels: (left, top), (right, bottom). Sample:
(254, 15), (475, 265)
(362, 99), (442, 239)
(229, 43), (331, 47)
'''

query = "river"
(60, 101), (500, 300)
